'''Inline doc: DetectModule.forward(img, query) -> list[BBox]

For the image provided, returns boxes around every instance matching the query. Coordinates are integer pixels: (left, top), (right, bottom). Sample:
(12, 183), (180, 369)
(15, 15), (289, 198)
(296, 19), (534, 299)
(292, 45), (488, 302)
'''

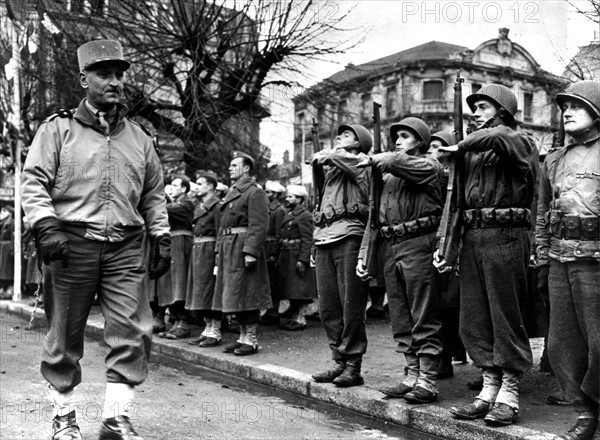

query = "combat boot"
(51, 410), (82, 440)
(312, 360), (346, 383)
(333, 357), (364, 387)
(555, 416), (598, 440)
(99, 415), (143, 440)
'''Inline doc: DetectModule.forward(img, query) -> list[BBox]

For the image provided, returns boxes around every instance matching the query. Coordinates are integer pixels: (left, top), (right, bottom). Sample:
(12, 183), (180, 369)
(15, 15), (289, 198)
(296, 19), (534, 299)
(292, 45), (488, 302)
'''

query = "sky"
(261, 0), (599, 163)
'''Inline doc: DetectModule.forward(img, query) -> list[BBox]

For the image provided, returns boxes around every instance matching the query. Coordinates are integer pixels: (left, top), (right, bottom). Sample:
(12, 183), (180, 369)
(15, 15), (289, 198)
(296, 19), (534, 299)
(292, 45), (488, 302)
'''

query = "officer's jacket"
(192, 194), (221, 237)
(218, 176), (269, 258)
(371, 152), (443, 225)
(167, 194), (194, 231)
(280, 204), (313, 264)
(535, 133), (600, 263)
(458, 126), (538, 210)
(21, 99), (169, 241)
(311, 149), (371, 245)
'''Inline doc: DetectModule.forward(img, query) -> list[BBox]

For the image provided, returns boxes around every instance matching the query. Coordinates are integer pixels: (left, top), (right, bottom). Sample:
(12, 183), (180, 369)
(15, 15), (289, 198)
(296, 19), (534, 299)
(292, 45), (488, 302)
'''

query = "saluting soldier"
(357, 117), (444, 404)
(277, 184), (316, 331)
(309, 124), (372, 388)
(157, 176), (195, 340)
(186, 171), (223, 347)
(214, 151), (271, 355)
(535, 80), (600, 440)
(437, 84), (538, 426)
(260, 180), (288, 326)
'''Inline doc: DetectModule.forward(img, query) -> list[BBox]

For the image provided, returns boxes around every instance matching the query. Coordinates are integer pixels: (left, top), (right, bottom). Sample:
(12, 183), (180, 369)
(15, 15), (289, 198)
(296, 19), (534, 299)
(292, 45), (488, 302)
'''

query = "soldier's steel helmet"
(77, 39), (130, 72)
(466, 84), (518, 123)
(338, 124), (373, 154)
(556, 80), (600, 118)
(390, 117), (431, 146)
(430, 131), (455, 147)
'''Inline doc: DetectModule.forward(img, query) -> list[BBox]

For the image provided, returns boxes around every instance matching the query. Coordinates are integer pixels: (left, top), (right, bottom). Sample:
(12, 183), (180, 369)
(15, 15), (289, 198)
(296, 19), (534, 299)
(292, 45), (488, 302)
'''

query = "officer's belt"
(380, 215), (440, 243)
(222, 227), (248, 235)
(547, 210), (600, 240)
(193, 236), (216, 243)
(280, 238), (301, 248)
(313, 209), (367, 228)
(171, 230), (193, 237)
(463, 208), (530, 229)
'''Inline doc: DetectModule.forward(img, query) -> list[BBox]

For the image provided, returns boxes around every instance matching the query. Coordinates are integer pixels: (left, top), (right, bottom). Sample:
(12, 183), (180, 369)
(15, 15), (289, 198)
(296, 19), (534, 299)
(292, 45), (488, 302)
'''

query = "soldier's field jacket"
(536, 133), (600, 263)
(311, 149), (371, 246)
(21, 99), (169, 241)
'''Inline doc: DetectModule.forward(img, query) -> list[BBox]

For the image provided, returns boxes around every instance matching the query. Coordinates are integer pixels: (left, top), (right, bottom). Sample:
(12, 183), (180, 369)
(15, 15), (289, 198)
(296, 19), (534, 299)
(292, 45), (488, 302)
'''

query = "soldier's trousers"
(459, 228), (532, 374)
(41, 232), (152, 392)
(315, 236), (368, 360)
(548, 259), (599, 412)
(381, 232), (442, 356)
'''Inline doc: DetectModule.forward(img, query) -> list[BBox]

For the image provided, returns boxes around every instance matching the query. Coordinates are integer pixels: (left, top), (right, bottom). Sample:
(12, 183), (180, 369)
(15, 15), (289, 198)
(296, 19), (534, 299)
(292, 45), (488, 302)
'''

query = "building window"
(524, 92), (533, 121)
(338, 100), (347, 124)
(360, 93), (371, 121)
(386, 87), (398, 118)
(423, 81), (443, 101)
(471, 83), (482, 95)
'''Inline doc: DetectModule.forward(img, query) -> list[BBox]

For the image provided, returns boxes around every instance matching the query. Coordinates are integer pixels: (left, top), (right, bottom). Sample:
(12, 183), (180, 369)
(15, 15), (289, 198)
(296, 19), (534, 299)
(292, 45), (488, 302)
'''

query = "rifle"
(364, 102), (383, 278)
(436, 71), (464, 267)
(311, 118), (325, 211)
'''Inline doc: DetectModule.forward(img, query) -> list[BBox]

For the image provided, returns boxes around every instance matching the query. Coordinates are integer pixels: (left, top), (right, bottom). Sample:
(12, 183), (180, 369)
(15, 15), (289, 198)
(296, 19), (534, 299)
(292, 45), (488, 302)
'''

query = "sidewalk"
(2, 298), (571, 440)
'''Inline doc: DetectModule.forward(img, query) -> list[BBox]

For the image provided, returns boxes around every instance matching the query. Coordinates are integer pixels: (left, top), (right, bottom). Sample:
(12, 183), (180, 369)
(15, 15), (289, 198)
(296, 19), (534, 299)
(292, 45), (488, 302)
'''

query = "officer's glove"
(33, 217), (69, 268)
(244, 254), (257, 269)
(296, 261), (307, 277)
(537, 265), (549, 291)
(149, 235), (171, 279)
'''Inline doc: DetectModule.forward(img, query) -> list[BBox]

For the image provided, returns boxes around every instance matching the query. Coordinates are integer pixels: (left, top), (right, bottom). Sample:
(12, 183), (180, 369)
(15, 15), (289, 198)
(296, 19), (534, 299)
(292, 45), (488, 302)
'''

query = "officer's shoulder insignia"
(45, 108), (74, 122)
(128, 118), (153, 137)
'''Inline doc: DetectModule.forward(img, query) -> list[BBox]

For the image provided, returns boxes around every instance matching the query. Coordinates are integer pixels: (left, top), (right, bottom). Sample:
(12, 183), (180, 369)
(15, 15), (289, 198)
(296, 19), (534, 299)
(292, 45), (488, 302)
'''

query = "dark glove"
(149, 235), (171, 279)
(296, 261), (307, 277)
(33, 217), (69, 268)
(537, 265), (549, 291)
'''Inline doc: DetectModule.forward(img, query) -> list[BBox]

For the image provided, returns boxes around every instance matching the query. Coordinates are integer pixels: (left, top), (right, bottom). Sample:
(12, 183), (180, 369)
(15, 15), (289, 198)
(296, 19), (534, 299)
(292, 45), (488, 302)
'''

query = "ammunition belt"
(221, 227), (248, 236)
(463, 208), (530, 229)
(313, 206), (368, 228)
(380, 215), (440, 243)
(547, 210), (600, 240)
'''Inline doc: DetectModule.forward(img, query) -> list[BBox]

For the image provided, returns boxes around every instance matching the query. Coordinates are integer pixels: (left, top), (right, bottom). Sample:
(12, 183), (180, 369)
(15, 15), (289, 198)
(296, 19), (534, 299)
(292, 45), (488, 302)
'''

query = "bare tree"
(37, 0), (359, 179)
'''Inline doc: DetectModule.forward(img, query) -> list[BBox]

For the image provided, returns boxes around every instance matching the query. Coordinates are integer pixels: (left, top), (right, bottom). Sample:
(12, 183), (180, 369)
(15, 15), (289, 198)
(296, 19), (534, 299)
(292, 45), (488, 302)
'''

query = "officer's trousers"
(315, 236), (368, 360)
(41, 232), (152, 392)
(548, 259), (599, 412)
(459, 227), (532, 374)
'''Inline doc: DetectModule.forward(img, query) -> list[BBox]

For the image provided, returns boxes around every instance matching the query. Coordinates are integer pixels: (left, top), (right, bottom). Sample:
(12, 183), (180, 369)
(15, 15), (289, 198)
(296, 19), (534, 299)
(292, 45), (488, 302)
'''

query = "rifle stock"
(365, 102), (383, 277)
(311, 118), (324, 211)
(437, 71), (464, 266)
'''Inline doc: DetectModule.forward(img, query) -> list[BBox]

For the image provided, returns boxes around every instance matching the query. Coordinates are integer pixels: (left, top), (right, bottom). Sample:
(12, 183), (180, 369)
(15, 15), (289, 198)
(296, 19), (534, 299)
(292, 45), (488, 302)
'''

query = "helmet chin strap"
(342, 141), (362, 152)
(479, 108), (508, 130)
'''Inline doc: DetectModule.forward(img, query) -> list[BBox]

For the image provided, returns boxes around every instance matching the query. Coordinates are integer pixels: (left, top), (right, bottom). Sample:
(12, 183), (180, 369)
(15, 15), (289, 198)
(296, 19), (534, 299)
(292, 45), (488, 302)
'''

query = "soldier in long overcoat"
(277, 185), (316, 330)
(214, 151), (271, 355)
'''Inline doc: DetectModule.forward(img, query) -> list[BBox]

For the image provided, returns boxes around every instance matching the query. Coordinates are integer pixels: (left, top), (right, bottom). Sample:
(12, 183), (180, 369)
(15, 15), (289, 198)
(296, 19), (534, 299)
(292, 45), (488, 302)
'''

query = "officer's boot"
(333, 356), (364, 387)
(312, 359), (346, 383)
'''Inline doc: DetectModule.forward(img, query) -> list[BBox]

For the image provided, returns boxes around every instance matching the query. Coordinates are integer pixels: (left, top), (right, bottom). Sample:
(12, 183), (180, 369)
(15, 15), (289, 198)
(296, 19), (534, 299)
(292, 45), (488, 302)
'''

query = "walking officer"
(21, 39), (170, 440)
(536, 80), (600, 440)
(436, 84), (538, 426)
(214, 151), (271, 355)
(357, 117), (444, 404)
(309, 124), (372, 387)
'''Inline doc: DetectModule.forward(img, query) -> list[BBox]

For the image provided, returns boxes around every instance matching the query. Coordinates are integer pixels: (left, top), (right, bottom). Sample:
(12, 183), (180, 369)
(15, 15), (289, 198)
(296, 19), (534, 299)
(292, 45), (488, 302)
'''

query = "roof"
(324, 41), (468, 85)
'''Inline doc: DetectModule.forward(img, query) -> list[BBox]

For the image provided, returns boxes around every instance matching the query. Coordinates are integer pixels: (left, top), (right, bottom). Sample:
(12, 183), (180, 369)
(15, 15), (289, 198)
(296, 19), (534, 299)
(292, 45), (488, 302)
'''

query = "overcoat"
(214, 176), (272, 313)
(278, 204), (316, 300)
(186, 194), (221, 311)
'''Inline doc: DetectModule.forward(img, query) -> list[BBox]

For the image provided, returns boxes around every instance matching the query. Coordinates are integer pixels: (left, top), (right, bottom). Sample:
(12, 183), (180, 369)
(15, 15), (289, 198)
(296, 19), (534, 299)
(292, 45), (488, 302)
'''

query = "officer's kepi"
(77, 39), (130, 72)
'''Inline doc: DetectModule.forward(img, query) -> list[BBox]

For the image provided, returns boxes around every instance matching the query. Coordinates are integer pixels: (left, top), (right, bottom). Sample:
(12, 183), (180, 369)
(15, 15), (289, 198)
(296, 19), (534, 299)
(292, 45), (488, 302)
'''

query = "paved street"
(0, 312), (443, 440)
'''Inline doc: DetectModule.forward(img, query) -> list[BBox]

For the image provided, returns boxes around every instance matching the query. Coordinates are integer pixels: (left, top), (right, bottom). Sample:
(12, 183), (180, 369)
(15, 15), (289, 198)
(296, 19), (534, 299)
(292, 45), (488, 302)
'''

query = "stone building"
(293, 28), (567, 177)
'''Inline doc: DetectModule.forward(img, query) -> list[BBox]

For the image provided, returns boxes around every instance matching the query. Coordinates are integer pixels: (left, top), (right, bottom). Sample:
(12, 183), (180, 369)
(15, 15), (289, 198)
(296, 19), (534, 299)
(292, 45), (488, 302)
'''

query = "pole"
(11, 18), (22, 302)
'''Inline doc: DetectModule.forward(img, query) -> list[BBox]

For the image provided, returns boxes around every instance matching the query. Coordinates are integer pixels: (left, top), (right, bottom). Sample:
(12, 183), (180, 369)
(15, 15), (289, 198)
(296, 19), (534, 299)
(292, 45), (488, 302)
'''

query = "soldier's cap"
(231, 150), (255, 167)
(216, 182), (229, 192)
(77, 39), (130, 73)
(265, 180), (286, 193)
(286, 184), (308, 199)
(196, 170), (219, 187)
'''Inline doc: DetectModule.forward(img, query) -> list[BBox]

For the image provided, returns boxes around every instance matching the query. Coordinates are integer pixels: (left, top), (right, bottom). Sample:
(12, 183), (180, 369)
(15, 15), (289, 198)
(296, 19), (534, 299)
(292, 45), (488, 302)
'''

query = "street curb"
(1, 301), (556, 440)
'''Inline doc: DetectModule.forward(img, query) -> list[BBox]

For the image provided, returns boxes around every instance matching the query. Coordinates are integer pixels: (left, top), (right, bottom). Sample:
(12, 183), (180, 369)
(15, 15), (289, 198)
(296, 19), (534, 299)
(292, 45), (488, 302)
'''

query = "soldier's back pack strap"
(45, 109), (74, 123)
